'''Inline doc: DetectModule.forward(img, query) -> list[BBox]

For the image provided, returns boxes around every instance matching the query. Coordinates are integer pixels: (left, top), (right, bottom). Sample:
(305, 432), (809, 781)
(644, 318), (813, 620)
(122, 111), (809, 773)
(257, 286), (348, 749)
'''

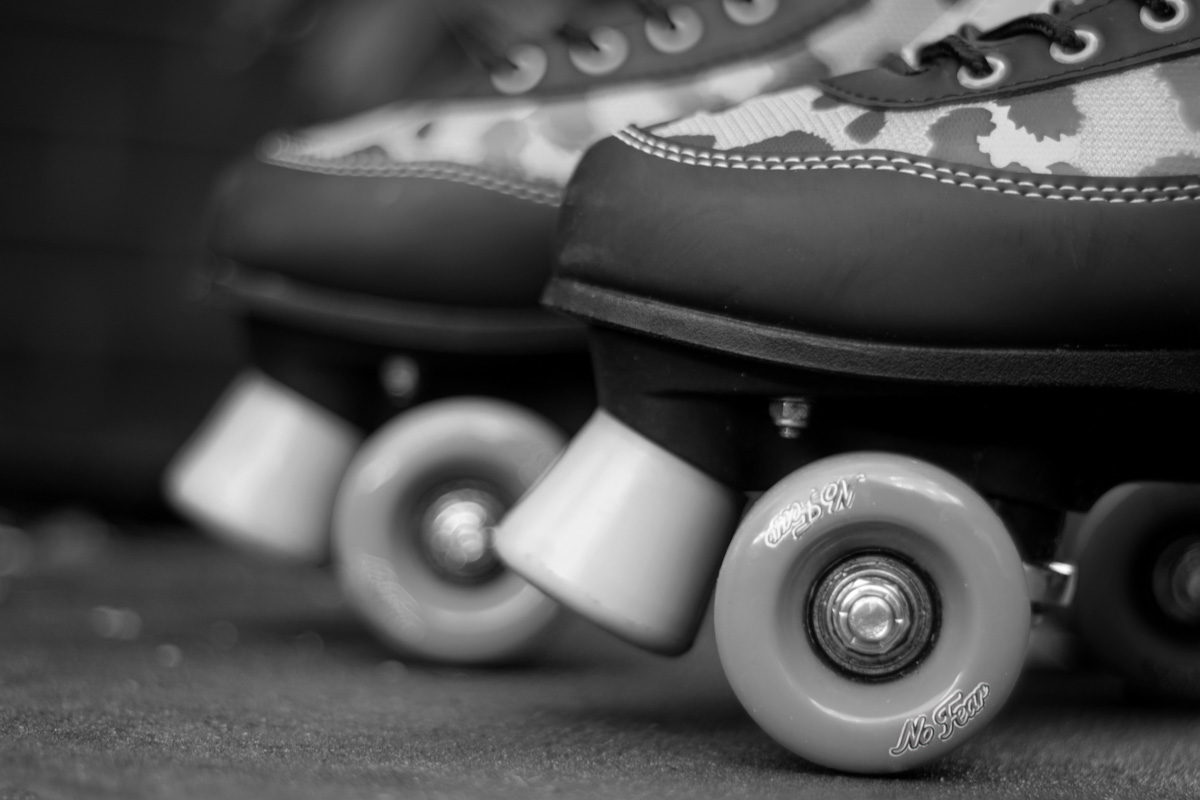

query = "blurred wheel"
(1073, 483), (1200, 700)
(334, 397), (563, 663)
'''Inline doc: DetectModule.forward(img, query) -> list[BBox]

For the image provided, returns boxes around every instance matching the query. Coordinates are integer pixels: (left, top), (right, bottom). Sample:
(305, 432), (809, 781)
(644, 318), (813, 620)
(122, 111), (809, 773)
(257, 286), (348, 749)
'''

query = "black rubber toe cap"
(554, 133), (1200, 349)
(210, 156), (559, 308)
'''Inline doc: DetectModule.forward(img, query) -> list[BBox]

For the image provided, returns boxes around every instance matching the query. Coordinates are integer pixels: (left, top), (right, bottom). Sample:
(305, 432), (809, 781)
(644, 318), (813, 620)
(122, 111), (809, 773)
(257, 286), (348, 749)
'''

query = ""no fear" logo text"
(889, 682), (990, 757)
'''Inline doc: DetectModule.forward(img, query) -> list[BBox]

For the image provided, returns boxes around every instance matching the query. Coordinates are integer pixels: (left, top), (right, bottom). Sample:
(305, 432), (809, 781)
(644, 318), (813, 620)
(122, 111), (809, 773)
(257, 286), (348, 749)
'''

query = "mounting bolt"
(769, 397), (810, 439)
(380, 355), (421, 406)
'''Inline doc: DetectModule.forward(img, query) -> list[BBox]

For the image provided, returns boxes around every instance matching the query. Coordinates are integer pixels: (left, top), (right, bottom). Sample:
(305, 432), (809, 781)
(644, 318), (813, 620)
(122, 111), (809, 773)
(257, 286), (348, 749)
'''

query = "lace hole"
(490, 45), (548, 95)
(722, 0), (778, 26)
(1049, 27), (1101, 64)
(568, 26), (629, 75)
(1141, 0), (1190, 32)
(956, 54), (1009, 90)
(645, 5), (704, 53)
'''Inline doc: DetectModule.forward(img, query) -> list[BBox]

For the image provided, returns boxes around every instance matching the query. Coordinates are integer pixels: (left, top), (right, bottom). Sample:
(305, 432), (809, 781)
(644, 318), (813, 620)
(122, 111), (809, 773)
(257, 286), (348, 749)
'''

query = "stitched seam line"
(616, 128), (1200, 202)
(260, 154), (563, 206)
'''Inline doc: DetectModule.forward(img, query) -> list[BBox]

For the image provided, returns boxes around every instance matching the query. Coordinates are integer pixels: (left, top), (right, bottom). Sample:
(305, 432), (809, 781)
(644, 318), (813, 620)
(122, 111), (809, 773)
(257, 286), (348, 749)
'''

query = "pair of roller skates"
(169, 0), (1200, 774)
(496, 0), (1200, 774)
(168, 0), (964, 661)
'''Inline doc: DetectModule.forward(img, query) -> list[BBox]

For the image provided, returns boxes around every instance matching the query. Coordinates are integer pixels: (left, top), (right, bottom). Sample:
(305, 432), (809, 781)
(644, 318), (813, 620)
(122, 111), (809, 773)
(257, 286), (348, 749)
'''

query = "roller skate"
(497, 0), (1200, 769)
(166, 0), (964, 664)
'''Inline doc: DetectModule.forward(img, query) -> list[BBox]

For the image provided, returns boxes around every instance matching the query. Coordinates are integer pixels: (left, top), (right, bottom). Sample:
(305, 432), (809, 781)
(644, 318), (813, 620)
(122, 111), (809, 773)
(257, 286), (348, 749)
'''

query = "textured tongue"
(898, 0), (1057, 65)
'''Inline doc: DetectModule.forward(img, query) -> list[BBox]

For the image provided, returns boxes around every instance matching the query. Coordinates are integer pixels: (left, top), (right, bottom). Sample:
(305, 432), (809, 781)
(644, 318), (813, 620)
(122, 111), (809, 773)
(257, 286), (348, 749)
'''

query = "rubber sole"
(210, 261), (586, 354)
(544, 278), (1200, 393)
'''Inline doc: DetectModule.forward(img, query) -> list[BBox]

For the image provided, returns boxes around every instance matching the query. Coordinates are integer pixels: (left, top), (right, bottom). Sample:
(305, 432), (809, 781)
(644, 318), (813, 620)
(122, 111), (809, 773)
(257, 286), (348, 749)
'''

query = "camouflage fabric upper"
(648, 54), (1200, 177)
(260, 0), (962, 202)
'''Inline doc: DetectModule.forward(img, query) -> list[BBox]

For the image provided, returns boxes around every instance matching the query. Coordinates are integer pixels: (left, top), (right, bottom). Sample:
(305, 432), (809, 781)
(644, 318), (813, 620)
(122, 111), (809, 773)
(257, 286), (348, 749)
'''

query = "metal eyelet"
(645, 5), (704, 54)
(1049, 27), (1101, 64)
(722, 0), (778, 26)
(490, 44), (548, 95)
(956, 54), (1009, 90)
(1141, 0), (1190, 32)
(568, 26), (630, 76)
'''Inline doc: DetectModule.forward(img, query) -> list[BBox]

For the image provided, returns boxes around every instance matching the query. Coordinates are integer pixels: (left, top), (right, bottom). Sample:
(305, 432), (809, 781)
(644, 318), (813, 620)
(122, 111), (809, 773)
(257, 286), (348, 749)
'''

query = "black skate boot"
(497, 0), (1200, 768)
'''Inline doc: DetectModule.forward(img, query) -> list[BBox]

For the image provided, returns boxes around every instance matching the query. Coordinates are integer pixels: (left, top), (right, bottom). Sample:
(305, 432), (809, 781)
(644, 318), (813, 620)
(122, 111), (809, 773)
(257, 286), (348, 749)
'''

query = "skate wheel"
(333, 397), (563, 663)
(1072, 483), (1200, 700)
(715, 453), (1029, 773)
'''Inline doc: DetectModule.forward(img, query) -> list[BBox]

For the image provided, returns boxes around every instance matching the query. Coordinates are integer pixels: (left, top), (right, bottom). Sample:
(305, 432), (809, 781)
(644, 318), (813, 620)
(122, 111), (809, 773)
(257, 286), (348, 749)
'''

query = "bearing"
(1152, 536), (1200, 625)
(810, 552), (938, 679)
(417, 484), (507, 584)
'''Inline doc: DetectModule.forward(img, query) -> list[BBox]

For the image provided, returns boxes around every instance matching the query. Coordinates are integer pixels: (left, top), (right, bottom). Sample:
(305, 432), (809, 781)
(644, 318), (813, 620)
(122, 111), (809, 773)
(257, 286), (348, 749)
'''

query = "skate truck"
(495, 0), (1200, 768)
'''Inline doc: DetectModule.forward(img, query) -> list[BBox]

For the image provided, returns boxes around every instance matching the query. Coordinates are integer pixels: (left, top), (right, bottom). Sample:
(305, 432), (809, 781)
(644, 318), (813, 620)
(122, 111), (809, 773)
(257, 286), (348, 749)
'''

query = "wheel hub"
(1152, 536), (1200, 624)
(810, 553), (937, 679)
(418, 485), (507, 583)
(845, 593), (903, 644)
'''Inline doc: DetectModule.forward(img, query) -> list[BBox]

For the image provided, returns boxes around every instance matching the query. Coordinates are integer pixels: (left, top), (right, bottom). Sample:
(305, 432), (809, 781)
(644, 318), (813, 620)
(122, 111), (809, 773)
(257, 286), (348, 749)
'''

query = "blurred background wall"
(0, 0), (446, 515)
(0, 0), (589, 517)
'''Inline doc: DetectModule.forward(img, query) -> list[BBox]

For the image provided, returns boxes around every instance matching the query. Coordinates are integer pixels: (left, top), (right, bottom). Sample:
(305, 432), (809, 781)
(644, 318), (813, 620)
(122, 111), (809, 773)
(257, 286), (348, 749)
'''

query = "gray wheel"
(1073, 483), (1200, 700)
(715, 453), (1030, 773)
(334, 397), (563, 664)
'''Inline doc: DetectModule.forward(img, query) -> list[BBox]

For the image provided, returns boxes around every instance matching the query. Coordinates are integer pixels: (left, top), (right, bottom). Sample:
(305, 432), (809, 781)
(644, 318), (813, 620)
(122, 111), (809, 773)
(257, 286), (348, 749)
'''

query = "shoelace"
(457, 0), (680, 74)
(912, 0), (1181, 77)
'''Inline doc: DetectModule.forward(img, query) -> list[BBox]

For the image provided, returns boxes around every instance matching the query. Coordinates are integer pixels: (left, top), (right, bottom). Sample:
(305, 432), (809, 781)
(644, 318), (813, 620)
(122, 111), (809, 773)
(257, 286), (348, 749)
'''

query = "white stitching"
(616, 128), (1200, 203)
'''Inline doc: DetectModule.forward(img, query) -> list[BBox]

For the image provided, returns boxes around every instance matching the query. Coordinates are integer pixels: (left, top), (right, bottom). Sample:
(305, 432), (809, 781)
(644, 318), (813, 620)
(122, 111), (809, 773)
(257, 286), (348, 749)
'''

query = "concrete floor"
(1, 524), (1198, 799)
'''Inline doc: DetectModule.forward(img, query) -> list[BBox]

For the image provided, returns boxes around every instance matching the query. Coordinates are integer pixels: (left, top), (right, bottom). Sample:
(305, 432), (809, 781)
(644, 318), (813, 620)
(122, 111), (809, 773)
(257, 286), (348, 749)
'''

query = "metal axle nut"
(769, 397), (810, 439)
